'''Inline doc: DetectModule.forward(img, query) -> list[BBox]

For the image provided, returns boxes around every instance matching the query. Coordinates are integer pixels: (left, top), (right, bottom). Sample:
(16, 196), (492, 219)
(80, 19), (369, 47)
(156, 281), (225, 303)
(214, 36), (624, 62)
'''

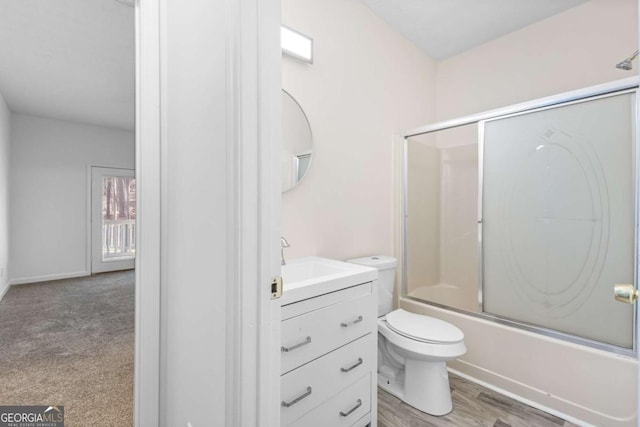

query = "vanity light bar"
(281, 26), (313, 63)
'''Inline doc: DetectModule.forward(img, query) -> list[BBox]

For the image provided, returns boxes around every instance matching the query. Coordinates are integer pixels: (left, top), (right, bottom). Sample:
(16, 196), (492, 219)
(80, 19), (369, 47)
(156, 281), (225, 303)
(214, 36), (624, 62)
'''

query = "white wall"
(158, 0), (228, 424)
(281, 0), (436, 261)
(435, 0), (638, 121)
(9, 114), (134, 283)
(0, 92), (10, 300)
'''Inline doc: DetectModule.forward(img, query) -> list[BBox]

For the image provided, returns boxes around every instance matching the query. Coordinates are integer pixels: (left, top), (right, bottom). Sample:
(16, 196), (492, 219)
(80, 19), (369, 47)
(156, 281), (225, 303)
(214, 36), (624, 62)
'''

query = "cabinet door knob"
(340, 357), (363, 373)
(339, 399), (362, 417)
(340, 315), (363, 328)
(281, 336), (311, 352)
(281, 387), (312, 408)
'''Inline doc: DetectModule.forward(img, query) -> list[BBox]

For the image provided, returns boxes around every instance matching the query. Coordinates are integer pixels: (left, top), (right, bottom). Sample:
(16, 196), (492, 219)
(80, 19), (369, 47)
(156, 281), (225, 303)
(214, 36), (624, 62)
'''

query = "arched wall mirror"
(282, 89), (313, 192)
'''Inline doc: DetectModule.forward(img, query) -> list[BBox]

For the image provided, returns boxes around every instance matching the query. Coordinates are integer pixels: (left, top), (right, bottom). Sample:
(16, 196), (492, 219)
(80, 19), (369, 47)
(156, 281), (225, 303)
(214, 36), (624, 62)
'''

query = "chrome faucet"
(281, 237), (290, 266)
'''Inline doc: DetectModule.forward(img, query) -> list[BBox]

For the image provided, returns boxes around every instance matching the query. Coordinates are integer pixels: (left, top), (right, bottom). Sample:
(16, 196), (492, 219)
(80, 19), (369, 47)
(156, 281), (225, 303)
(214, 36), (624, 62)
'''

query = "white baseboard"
(9, 271), (90, 286)
(448, 367), (593, 427)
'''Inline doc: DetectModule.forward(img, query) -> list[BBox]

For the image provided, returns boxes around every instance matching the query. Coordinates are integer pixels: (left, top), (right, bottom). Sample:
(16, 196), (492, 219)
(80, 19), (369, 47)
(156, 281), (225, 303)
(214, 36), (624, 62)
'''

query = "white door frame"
(636, 4), (639, 427)
(134, 0), (281, 425)
(237, 0), (282, 425)
(221, 0), (282, 424)
(134, 0), (161, 425)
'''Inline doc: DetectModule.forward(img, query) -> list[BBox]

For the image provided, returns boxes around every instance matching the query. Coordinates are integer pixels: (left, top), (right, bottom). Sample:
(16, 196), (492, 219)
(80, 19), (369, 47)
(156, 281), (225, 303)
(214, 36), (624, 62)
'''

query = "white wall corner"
(0, 281), (9, 303)
(391, 133), (405, 310)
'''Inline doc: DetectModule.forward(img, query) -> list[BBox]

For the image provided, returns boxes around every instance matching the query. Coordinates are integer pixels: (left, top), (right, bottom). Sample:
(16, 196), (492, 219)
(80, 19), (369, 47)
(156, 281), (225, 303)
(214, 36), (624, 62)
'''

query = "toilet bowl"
(347, 256), (466, 416)
(378, 309), (466, 415)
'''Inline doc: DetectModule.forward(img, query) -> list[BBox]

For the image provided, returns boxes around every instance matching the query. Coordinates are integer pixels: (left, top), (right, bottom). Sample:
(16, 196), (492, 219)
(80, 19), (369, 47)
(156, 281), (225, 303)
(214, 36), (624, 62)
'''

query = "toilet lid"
(385, 309), (464, 344)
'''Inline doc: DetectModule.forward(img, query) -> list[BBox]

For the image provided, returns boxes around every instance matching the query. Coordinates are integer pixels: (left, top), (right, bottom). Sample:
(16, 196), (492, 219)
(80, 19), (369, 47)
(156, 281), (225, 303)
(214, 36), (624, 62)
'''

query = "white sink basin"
(282, 260), (349, 283)
(281, 256), (377, 305)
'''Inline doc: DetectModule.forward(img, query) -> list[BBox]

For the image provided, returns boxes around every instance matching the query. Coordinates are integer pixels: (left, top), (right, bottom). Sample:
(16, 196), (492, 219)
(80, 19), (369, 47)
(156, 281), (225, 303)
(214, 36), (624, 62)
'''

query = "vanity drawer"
(350, 412), (371, 427)
(287, 373), (371, 427)
(281, 291), (376, 374)
(281, 333), (375, 426)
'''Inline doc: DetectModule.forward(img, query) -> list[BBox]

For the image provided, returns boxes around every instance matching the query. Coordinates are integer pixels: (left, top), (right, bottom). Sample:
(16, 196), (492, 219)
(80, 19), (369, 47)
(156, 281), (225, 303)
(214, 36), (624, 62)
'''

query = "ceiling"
(0, 1), (589, 131)
(0, 0), (134, 131)
(361, 0), (588, 60)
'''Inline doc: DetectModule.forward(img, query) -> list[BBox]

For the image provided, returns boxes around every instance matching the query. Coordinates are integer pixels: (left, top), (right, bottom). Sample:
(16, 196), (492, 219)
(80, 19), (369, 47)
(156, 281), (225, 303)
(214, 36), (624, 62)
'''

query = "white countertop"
(280, 256), (378, 305)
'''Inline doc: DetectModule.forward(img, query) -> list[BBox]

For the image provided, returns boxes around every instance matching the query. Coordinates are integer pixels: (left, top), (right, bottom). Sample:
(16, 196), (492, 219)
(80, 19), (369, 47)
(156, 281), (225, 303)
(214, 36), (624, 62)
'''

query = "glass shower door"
(481, 91), (636, 348)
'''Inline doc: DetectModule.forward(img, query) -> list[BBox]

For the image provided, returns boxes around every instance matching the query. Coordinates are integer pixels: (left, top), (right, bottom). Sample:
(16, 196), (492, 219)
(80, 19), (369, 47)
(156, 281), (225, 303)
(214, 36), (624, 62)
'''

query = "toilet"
(347, 256), (466, 416)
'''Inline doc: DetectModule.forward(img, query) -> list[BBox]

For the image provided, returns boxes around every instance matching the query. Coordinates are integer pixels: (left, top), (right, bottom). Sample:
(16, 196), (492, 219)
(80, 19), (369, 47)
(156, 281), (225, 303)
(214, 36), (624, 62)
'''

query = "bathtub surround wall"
(281, 0), (437, 261)
(9, 114), (134, 284)
(399, 0), (639, 425)
(405, 138), (440, 291)
(0, 92), (10, 301)
(437, 143), (478, 309)
(406, 124), (479, 313)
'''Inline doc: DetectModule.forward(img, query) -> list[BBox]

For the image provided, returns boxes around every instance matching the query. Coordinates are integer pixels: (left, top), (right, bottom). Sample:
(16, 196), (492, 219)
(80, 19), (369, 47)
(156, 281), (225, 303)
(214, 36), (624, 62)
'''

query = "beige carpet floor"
(0, 271), (134, 426)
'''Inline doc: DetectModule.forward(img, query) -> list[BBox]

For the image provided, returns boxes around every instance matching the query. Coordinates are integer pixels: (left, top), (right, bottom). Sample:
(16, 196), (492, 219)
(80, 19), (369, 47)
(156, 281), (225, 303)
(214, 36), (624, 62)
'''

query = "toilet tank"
(347, 256), (397, 317)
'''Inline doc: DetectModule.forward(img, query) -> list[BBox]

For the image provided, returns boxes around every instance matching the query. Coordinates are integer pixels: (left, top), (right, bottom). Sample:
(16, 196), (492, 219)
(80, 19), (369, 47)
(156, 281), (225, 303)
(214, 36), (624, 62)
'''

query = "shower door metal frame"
(401, 76), (640, 356)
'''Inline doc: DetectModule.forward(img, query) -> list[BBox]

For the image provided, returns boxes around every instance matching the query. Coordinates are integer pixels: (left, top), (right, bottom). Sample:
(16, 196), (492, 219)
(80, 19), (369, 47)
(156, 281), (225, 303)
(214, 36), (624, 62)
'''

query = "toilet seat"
(385, 309), (464, 344)
(378, 317), (467, 361)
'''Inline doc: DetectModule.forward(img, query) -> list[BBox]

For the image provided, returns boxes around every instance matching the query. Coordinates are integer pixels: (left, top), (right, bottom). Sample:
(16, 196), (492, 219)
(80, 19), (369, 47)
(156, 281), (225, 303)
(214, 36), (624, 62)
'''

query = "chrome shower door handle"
(614, 283), (638, 304)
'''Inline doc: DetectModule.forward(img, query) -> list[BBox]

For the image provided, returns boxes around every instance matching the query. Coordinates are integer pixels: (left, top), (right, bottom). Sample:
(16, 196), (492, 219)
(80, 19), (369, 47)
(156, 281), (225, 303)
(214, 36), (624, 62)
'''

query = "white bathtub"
(400, 297), (638, 427)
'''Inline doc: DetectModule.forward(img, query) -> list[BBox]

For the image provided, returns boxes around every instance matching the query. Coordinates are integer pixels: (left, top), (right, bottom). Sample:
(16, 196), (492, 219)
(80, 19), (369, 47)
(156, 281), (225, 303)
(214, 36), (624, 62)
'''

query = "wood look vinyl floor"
(378, 374), (579, 427)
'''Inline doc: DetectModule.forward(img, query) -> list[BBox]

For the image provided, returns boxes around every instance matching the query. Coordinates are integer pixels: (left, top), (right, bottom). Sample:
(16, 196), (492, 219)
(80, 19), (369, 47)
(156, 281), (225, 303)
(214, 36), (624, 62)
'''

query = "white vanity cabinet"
(280, 281), (378, 427)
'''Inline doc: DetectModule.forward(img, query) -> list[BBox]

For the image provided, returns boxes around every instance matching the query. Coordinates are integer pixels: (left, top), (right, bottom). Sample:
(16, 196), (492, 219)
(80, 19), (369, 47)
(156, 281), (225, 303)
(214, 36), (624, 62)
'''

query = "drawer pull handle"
(340, 315), (363, 328)
(281, 336), (311, 352)
(281, 387), (312, 408)
(340, 357), (363, 373)
(339, 399), (362, 417)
